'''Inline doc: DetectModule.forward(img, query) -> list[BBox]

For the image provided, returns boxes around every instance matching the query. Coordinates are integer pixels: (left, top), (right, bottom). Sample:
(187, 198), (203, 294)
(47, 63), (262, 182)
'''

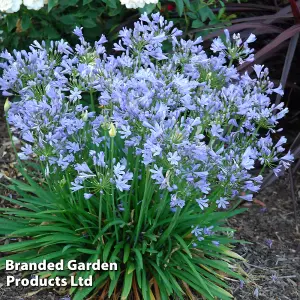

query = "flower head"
(23, 0), (47, 10)
(120, 0), (158, 9)
(0, 13), (290, 216)
(0, 0), (22, 13)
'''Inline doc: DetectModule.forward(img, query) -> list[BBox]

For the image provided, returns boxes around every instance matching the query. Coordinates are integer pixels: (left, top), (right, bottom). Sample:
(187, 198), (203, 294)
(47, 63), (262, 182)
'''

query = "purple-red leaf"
(289, 0), (300, 23)
(274, 32), (299, 106)
(213, 3), (279, 13)
(231, 14), (293, 24)
(201, 23), (283, 41)
(238, 24), (300, 73)
(264, 1), (300, 25)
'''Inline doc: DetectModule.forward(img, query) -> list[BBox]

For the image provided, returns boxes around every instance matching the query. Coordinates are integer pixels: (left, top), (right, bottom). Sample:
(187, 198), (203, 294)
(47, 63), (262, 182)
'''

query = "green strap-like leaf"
(123, 243), (131, 263)
(121, 263), (134, 300)
(133, 248), (143, 270)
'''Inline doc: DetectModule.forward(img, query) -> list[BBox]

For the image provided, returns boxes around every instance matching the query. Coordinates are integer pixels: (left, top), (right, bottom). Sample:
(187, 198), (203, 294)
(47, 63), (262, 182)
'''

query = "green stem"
(99, 192), (103, 230)
(125, 155), (140, 222)
(134, 168), (151, 246)
(90, 90), (95, 112)
(228, 59), (234, 67)
(110, 137), (119, 242)
(83, 183), (94, 214)
(39, 161), (54, 193)
(5, 113), (23, 168)
(104, 131), (110, 219)
(157, 208), (181, 247)
(149, 190), (169, 233)
(65, 172), (75, 206)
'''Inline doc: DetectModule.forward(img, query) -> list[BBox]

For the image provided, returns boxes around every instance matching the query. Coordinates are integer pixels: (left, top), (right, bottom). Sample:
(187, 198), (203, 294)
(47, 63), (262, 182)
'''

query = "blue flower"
(216, 197), (229, 209)
(84, 193), (93, 200)
(150, 165), (164, 185)
(113, 162), (126, 177)
(73, 27), (83, 38)
(167, 151), (181, 166)
(196, 198), (209, 210)
(70, 182), (84, 192)
(212, 241), (220, 246)
(211, 124), (223, 137)
(239, 194), (253, 201)
(170, 194), (185, 208)
(69, 88), (82, 102)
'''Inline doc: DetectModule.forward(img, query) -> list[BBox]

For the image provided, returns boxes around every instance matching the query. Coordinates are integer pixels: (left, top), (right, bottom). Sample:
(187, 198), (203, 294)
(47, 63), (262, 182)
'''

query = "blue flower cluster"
(0, 13), (292, 215)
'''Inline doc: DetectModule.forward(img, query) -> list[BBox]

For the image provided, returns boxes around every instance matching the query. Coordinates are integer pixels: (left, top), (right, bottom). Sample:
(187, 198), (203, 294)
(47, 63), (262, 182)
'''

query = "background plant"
(0, 13), (292, 299)
(0, 0), (241, 52)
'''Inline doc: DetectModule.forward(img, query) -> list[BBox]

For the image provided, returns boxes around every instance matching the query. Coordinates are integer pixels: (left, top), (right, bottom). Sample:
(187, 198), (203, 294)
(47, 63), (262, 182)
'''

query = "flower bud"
(171, 130), (183, 144)
(4, 98), (11, 112)
(109, 123), (116, 137)
(81, 110), (88, 122)
(45, 164), (50, 177)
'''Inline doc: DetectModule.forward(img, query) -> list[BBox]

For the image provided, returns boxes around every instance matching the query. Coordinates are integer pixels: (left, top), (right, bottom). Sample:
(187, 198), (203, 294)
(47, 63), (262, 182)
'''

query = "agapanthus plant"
(0, 13), (292, 299)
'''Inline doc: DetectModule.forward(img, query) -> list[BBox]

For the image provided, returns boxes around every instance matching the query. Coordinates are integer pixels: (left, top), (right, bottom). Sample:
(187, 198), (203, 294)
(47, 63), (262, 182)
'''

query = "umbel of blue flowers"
(0, 12), (293, 299)
(0, 13), (291, 206)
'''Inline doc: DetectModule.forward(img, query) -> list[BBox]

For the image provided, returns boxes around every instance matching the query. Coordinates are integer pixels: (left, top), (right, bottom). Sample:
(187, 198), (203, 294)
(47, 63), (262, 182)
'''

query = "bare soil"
(229, 172), (300, 299)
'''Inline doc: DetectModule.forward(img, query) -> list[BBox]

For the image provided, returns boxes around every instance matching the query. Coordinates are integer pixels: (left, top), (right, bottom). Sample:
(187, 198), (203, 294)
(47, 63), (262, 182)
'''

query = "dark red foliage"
(289, 0), (300, 23)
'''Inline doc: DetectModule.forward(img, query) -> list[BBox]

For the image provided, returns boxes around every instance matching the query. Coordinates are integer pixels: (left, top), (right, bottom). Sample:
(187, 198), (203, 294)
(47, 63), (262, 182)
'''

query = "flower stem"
(134, 168), (150, 246)
(157, 208), (180, 247)
(99, 192), (103, 230)
(110, 136), (118, 241)
(90, 90), (95, 112)
(5, 112), (22, 168)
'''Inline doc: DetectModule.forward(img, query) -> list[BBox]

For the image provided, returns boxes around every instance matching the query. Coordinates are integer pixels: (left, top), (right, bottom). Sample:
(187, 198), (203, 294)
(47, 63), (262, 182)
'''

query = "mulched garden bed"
(229, 172), (300, 299)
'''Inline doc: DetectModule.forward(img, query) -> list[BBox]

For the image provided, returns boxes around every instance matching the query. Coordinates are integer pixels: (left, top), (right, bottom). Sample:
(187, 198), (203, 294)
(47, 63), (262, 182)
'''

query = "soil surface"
(229, 172), (300, 300)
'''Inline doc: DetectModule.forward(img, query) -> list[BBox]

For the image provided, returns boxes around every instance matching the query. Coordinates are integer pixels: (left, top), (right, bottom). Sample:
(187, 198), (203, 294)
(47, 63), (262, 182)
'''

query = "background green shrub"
(0, 0), (239, 51)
